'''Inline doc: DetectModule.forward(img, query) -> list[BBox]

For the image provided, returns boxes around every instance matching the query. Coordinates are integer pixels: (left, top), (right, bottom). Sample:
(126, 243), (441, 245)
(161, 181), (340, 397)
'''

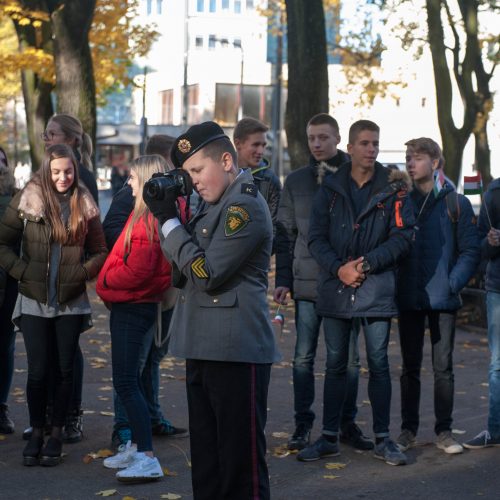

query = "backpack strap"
(445, 190), (460, 256)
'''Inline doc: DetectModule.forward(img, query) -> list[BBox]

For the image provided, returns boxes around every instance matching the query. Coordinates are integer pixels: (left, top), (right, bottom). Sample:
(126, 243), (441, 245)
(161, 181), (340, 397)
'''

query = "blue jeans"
(322, 316), (391, 437)
(110, 302), (156, 452)
(113, 308), (173, 428)
(293, 300), (360, 428)
(487, 292), (500, 437)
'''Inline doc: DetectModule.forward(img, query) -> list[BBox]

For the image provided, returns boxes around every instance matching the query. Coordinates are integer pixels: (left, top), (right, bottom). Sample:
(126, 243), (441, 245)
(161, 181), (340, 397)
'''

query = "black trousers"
(20, 314), (83, 428)
(398, 310), (456, 435)
(186, 359), (271, 500)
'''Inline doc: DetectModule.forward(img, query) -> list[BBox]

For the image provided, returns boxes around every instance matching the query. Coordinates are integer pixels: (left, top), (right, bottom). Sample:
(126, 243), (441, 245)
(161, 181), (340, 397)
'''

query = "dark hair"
(0, 146), (15, 196)
(34, 144), (87, 244)
(348, 120), (380, 144)
(201, 137), (238, 165)
(405, 137), (444, 169)
(145, 134), (175, 163)
(233, 117), (269, 142)
(307, 113), (340, 134)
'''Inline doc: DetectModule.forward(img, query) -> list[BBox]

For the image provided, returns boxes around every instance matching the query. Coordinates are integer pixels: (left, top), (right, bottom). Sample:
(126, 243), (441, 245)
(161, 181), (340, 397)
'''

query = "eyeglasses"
(40, 130), (65, 141)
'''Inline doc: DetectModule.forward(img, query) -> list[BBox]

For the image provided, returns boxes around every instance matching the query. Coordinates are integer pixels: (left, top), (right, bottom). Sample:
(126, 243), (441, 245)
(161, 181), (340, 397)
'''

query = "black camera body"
(143, 169), (193, 201)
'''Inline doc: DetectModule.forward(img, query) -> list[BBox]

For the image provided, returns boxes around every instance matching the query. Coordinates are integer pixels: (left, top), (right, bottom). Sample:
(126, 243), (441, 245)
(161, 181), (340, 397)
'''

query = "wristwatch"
(361, 259), (371, 273)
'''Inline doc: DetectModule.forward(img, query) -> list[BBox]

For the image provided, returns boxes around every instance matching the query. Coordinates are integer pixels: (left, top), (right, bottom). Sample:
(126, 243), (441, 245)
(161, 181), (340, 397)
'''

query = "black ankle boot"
(23, 436), (44, 466)
(39, 437), (62, 466)
(62, 407), (83, 443)
(0, 403), (14, 434)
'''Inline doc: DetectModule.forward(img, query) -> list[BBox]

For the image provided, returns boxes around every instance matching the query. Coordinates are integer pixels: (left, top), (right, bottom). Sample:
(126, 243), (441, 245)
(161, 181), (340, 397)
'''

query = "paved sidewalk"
(2, 283), (500, 499)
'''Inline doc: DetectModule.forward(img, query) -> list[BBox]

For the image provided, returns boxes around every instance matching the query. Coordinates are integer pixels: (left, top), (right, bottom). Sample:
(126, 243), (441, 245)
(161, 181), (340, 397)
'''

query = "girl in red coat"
(96, 155), (179, 483)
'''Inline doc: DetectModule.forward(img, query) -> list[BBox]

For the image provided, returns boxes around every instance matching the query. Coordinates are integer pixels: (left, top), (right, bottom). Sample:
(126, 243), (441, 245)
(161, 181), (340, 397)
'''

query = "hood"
(18, 180), (99, 221)
(387, 168), (412, 192)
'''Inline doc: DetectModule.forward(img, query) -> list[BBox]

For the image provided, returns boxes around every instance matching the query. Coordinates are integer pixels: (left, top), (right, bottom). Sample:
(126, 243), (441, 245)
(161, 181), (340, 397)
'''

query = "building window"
(147, 0), (152, 15)
(157, 0), (162, 14)
(234, 0), (241, 13)
(195, 36), (204, 49)
(208, 34), (216, 50)
(197, 0), (204, 12)
(160, 89), (174, 124)
(222, 0), (229, 9)
(188, 84), (200, 124)
(246, 0), (254, 9)
(209, 0), (216, 12)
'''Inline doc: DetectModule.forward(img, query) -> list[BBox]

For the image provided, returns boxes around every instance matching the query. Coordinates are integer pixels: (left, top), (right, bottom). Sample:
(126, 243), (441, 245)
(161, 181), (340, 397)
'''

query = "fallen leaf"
(0, 435), (6, 441)
(160, 494), (182, 499)
(83, 454), (93, 464)
(162, 467), (178, 476)
(325, 462), (346, 470)
(272, 432), (289, 439)
(323, 475), (340, 479)
(452, 429), (466, 435)
(95, 489), (117, 497)
(122, 496), (136, 500)
(100, 411), (115, 417)
(99, 385), (113, 391)
(83, 410), (96, 415)
(11, 387), (24, 396)
(272, 445), (290, 458)
(87, 448), (114, 459)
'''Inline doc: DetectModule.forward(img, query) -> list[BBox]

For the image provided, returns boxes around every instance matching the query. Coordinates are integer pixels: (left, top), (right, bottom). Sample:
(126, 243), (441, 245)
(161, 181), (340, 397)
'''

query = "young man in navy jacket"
(305, 120), (414, 466)
(396, 138), (480, 454)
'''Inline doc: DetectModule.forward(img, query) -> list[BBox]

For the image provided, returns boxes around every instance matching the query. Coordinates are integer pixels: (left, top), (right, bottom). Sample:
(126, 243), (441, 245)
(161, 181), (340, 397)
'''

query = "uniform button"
(202, 228), (208, 235)
(213, 298), (219, 303)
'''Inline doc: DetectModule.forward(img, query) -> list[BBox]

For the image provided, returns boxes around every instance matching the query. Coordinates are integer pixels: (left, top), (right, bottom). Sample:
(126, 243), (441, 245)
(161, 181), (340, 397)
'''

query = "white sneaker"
(116, 452), (164, 482)
(103, 440), (137, 469)
(436, 431), (463, 454)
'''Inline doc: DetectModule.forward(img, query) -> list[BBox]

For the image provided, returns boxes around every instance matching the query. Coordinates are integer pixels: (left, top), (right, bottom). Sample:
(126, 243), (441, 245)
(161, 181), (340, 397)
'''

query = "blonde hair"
(34, 144), (87, 244)
(123, 155), (167, 252)
(48, 114), (93, 171)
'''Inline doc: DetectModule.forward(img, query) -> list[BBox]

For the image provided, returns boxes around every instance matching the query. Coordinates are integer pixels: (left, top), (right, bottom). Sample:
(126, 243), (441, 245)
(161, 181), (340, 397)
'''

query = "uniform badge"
(191, 256), (209, 279)
(241, 183), (257, 197)
(178, 139), (191, 154)
(224, 205), (250, 236)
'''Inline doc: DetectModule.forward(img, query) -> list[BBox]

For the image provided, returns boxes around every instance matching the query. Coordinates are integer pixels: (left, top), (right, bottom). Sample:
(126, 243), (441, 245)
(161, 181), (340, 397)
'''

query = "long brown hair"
(123, 155), (167, 253)
(34, 144), (87, 244)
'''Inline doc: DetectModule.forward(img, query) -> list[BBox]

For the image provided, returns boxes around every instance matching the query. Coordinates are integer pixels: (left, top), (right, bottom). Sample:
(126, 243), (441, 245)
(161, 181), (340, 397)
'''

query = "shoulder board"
(241, 183), (258, 197)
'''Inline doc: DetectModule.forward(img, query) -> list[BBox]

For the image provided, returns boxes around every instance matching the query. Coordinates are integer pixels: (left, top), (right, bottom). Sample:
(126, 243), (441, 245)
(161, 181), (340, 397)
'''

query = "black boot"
(0, 403), (14, 434)
(62, 407), (83, 443)
(23, 436), (44, 466)
(39, 437), (63, 466)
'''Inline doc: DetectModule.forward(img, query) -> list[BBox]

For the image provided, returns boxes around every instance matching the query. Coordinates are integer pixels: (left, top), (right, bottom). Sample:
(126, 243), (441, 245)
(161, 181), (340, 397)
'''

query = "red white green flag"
(433, 169), (446, 198)
(463, 174), (483, 195)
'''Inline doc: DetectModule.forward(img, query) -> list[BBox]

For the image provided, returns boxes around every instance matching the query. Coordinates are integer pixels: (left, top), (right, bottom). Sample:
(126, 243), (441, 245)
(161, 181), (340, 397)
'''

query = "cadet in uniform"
(143, 121), (280, 500)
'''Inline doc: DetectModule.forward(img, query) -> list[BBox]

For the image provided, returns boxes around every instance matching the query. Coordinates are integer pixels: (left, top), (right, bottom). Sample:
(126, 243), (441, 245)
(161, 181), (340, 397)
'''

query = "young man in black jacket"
(304, 119), (414, 466)
(274, 114), (372, 453)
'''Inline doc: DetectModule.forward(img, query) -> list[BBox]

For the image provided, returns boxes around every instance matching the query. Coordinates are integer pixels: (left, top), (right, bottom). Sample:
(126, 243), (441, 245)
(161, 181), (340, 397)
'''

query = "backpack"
(445, 191), (460, 255)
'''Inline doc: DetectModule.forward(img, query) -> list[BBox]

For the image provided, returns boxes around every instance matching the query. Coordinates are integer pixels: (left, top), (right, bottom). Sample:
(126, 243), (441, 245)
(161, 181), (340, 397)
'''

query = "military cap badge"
(178, 139), (191, 154)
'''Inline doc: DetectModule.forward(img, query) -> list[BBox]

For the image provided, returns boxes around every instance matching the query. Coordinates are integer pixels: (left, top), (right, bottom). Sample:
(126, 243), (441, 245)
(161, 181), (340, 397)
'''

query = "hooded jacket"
(274, 151), (350, 301)
(0, 181), (107, 305)
(478, 178), (500, 293)
(397, 183), (480, 311)
(308, 162), (414, 318)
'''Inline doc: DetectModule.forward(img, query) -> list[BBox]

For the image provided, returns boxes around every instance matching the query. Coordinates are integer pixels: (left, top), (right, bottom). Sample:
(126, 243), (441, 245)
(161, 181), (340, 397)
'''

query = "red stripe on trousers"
(250, 363), (259, 499)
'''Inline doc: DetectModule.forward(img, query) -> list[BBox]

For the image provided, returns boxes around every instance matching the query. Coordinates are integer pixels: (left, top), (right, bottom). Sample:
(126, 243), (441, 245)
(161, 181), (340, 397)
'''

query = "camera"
(143, 168), (193, 201)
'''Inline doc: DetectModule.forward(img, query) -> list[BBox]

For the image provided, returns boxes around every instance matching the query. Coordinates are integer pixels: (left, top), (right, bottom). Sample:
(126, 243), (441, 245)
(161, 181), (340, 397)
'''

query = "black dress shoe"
(287, 423), (312, 451)
(0, 403), (14, 434)
(340, 423), (374, 450)
(39, 437), (63, 466)
(23, 436), (44, 466)
(62, 408), (83, 443)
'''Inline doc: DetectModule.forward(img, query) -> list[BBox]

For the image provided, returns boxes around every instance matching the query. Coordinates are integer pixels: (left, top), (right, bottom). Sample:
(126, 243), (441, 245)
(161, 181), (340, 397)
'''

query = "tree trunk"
(284, 0), (329, 170)
(49, 0), (97, 169)
(474, 125), (492, 188)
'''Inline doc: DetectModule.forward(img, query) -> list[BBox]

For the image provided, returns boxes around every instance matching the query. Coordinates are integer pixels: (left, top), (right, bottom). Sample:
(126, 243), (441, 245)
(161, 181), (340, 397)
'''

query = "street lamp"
(133, 66), (148, 155)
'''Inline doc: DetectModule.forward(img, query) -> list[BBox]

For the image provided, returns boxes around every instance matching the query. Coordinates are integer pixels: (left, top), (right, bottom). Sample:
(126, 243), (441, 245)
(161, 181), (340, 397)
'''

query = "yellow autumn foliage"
(0, 0), (158, 102)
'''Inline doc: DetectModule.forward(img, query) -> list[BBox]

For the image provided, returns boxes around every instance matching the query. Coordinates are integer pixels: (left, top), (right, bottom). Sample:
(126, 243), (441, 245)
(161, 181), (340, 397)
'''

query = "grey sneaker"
(396, 429), (417, 452)
(297, 436), (340, 462)
(463, 430), (500, 449)
(374, 438), (407, 466)
(436, 430), (463, 454)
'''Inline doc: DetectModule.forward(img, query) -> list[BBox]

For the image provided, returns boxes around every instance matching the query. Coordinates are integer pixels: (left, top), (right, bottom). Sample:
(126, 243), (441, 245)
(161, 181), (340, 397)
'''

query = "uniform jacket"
(274, 151), (350, 301)
(478, 178), (500, 293)
(397, 184), (480, 311)
(96, 212), (172, 303)
(161, 168), (281, 364)
(0, 181), (107, 305)
(308, 162), (414, 318)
